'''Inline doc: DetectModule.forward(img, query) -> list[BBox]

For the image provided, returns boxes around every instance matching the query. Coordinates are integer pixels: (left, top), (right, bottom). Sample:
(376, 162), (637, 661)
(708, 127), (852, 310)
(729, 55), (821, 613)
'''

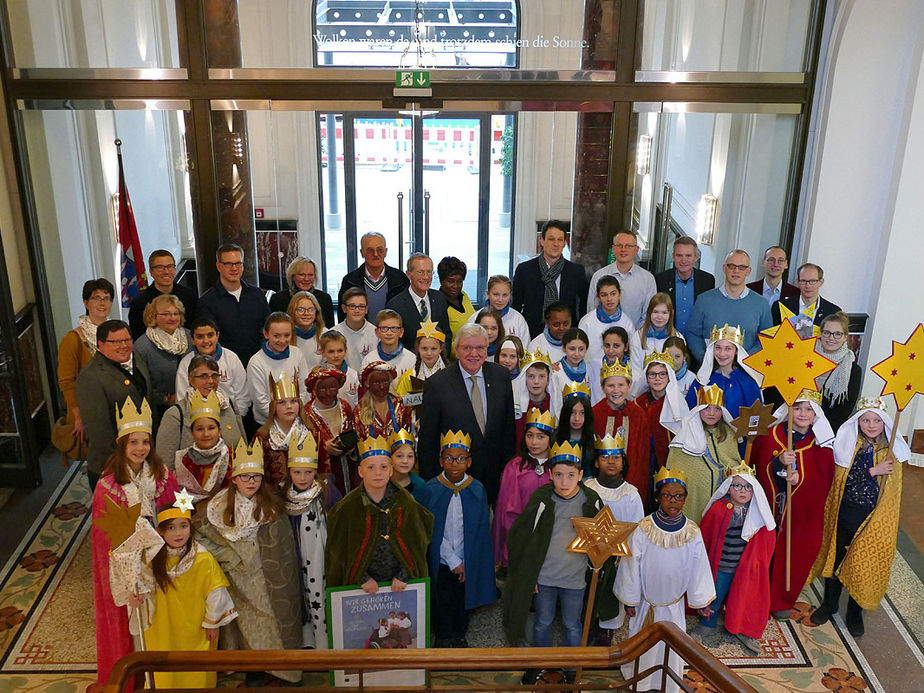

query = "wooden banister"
(104, 622), (757, 692)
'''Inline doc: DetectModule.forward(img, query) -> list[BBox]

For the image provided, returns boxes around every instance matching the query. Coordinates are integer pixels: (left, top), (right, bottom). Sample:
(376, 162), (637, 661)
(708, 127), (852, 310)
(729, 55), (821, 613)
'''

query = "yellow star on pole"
(568, 506), (637, 569)
(870, 323), (924, 411)
(91, 497), (142, 550)
(743, 319), (836, 405)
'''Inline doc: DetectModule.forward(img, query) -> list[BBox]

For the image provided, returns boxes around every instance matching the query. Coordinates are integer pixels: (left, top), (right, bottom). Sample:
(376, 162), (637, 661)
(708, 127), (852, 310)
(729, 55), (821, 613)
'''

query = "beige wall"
(0, 77), (31, 313)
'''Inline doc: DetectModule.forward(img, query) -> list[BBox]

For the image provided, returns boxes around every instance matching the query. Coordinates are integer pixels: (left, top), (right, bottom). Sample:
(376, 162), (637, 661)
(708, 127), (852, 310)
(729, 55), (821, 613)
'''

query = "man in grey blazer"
(418, 324), (515, 501)
(75, 319), (150, 490)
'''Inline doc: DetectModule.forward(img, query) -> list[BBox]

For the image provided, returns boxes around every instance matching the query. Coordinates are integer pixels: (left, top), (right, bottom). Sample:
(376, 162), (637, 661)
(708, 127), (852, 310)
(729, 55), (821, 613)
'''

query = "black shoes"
(846, 598), (864, 637)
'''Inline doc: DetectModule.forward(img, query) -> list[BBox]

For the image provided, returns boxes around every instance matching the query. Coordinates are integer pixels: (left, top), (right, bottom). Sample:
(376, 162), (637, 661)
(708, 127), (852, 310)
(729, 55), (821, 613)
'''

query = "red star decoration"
(911, 353), (917, 360)
(870, 324), (924, 411)
(891, 369), (898, 376)
(764, 359), (773, 367)
(907, 384), (913, 391)
(787, 377), (795, 384)
(785, 342), (794, 350)
(805, 360), (814, 368)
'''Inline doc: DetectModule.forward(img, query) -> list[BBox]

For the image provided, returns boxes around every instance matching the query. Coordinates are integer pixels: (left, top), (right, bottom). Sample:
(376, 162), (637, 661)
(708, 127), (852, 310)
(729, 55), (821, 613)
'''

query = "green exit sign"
(396, 70), (430, 88)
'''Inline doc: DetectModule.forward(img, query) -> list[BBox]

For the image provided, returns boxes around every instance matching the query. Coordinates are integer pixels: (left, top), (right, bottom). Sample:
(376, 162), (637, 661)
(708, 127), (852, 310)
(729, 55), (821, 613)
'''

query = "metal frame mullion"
(342, 115), (359, 273)
(476, 115), (491, 298)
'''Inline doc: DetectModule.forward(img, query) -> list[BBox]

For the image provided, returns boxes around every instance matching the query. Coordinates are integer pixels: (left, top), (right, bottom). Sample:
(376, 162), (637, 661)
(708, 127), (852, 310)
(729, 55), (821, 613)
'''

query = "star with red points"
(786, 342), (794, 350)
(787, 377), (795, 384)
(870, 323), (924, 411)
(891, 369), (898, 376)
(910, 353), (917, 360)
(805, 360), (813, 369)
(765, 359), (773, 367)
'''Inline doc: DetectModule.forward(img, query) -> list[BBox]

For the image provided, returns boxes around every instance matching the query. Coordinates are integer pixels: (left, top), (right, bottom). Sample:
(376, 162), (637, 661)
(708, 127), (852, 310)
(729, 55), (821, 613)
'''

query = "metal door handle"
(397, 192), (405, 271)
(424, 190), (431, 256)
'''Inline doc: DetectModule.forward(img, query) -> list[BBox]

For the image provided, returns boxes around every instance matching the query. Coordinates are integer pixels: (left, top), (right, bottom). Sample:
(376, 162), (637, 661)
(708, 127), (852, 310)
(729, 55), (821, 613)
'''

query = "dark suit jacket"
(511, 257), (588, 339)
(746, 279), (799, 301)
(418, 361), (515, 501)
(337, 263), (410, 322)
(75, 352), (150, 476)
(196, 280), (270, 365)
(654, 267), (716, 302)
(128, 283), (198, 340)
(386, 288), (452, 352)
(268, 287), (335, 329)
(771, 294), (842, 327)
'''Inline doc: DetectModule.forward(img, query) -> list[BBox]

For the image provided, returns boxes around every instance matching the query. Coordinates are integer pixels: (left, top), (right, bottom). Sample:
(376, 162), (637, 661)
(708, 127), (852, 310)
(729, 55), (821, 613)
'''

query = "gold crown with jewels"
(644, 350), (673, 369)
(600, 360), (632, 382)
(710, 324), (745, 347)
(115, 396), (152, 438)
(519, 349), (553, 370)
(389, 428), (416, 450)
(857, 396), (887, 413)
(795, 388), (823, 405)
(358, 435), (391, 459)
(562, 381), (591, 399)
(654, 466), (688, 489)
(727, 461), (756, 478)
(594, 433), (626, 455)
(440, 430), (472, 451)
(525, 407), (556, 433)
(550, 440), (582, 464)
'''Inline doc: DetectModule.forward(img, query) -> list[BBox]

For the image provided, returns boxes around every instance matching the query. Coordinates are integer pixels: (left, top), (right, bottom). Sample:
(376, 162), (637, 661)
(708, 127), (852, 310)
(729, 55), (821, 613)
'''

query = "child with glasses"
(361, 309), (416, 387)
(413, 431), (495, 647)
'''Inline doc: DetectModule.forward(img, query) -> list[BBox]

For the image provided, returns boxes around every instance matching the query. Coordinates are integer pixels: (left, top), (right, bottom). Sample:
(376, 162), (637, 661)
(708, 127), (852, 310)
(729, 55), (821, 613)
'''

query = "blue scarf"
(653, 508), (686, 532)
(596, 305), (623, 324)
(197, 344), (223, 360)
(559, 357), (587, 382)
(487, 342), (498, 356)
(509, 367), (520, 380)
(295, 326), (316, 340)
(485, 302), (510, 318)
(543, 327), (562, 347)
(603, 354), (630, 368)
(377, 343), (404, 362)
(646, 326), (669, 339)
(262, 341), (289, 360)
(675, 360), (688, 380)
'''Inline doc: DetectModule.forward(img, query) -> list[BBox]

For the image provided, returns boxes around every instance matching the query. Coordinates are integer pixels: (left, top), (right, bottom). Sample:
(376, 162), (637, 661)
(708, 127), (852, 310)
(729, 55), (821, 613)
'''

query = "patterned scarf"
(284, 480), (323, 515)
(77, 315), (99, 354)
(596, 305), (623, 324)
(538, 256), (565, 311)
(814, 341), (854, 406)
(559, 357), (587, 382)
(646, 326), (669, 339)
(262, 341), (290, 360)
(268, 418), (310, 451)
(146, 326), (188, 355)
(653, 507), (686, 531)
(377, 343), (404, 361)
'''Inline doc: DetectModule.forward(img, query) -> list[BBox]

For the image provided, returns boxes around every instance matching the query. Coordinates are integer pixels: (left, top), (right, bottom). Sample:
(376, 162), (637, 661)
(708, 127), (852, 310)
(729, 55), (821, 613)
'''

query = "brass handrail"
(104, 621), (757, 692)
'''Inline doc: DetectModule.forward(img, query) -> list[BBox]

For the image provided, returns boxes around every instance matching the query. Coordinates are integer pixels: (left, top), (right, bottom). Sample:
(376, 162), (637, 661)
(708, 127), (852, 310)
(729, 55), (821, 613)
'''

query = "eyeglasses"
(797, 278), (821, 285)
(150, 263), (176, 271)
(87, 295), (113, 303)
(613, 243), (636, 250)
(157, 312), (181, 319)
(440, 454), (471, 463)
(821, 330), (845, 339)
(235, 474), (263, 482)
(344, 303), (366, 310)
(377, 325), (402, 333)
(191, 372), (220, 380)
(219, 261), (244, 268)
(363, 246), (386, 255)
(293, 272), (314, 279)
(647, 371), (669, 379)
(729, 483), (753, 492)
(660, 492), (687, 501)
(295, 307), (316, 315)
(104, 338), (132, 345)
(457, 344), (487, 353)
(724, 263), (750, 271)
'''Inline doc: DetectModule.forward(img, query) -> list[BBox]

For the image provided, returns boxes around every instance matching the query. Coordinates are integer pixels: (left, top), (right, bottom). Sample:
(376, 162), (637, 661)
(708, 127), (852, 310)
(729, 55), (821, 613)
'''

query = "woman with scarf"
(253, 372), (314, 485)
(56, 278), (114, 460)
(156, 354), (245, 466)
(351, 361), (413, 440)
(288, 290), (325, 371)
(438, 256), (475, 356)
(810, 398), (914, 636)
(666, 384), (741, 522)
(814, 312), (861, 431)
(133, 293), (193, 422)
(269, 256), (335, 329)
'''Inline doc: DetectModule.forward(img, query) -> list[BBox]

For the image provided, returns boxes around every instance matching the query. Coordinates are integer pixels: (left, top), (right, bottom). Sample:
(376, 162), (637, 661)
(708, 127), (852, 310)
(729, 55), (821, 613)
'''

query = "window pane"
(640, 0), (813, 73)
(8, 0), (180, 69)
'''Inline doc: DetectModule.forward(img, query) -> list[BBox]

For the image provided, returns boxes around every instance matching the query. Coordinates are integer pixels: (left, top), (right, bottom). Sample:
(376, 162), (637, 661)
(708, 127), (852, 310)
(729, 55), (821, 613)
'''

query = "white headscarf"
(632, 354), (690, 435)
(832, 403), (912, 468)
(669, 402), (735, 456)
(702, 471), (776, 541)
(771, 395), (835, 448)
(696, 337), (763, 386)
(513, 361), (552, 419)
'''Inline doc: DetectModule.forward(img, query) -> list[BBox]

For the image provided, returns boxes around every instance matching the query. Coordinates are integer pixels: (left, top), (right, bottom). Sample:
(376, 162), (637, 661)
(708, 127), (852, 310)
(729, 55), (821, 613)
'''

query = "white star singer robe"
(613, 514), (716, 693)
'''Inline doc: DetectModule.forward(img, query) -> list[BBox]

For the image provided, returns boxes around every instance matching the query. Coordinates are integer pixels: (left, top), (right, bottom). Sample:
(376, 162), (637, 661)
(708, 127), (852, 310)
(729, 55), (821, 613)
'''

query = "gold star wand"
(568, 506), (637, 683)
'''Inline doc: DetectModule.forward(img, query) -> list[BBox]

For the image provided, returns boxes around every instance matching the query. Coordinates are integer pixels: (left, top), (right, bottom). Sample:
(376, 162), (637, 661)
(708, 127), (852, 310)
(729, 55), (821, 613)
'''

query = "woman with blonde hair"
(288, 291), (325, 370)
(269, 256), (335, 328)
(133, 293), (192, 421)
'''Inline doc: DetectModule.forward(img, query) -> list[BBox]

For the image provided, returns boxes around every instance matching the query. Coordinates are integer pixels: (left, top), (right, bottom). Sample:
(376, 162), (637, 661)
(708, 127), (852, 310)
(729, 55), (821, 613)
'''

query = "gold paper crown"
(389, 428), (417, 450)
(795, 388), (823, 405)
(189, 390), (222, 425)
(232, 438), (264, 477)
(156, 488), (196, 524)
(525, 408), (557, 433)
(727, 461), (756, 478)
(115, 397), (153, 438)
(416, 319), (446, 342)
(269, 372), (299, 402)
(697, 384), (725, 407)
(440, 430), (472, 451)
(562, 381), (591, 399)
(288, 433), (319, 469)
(594, 433), (626, 455)
(600, 360), (632, 382)
(519, 349), (553, 370)
(550, 440), (582, 464)
(358, 435), (391, 459)
(644, 350), (673, 369)
(710, 324), (745, 347)
(654, 466), (688, 489)
(857, 396), (887, 413)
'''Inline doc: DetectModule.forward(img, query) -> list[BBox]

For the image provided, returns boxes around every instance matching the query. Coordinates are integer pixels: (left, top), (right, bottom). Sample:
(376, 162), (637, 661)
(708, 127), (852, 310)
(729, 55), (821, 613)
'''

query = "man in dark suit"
(418, 324), (515, 501)
(511, 220), (588, 338)
(771, 262), (842, 329)
(337, 231), (410, 322)
(747, 245), (799, 306)
(385, 253), (452, 352)
(75, 319), (150, 490)
(653, 236), (715, 333)
(128, 249), (198, 339)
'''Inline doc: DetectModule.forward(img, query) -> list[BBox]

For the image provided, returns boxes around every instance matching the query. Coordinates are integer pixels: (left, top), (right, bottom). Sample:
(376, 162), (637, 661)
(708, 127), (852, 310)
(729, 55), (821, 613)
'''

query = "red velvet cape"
(700, 499), (776, 638)
(635, 393), (670, 472)
(754, 424), (834, 612)
(591, 399), (652, 504)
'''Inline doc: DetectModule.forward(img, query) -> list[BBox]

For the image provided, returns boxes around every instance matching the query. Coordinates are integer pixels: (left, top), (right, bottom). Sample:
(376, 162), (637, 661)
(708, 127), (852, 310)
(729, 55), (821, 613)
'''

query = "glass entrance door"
(319, 112), (514, 300)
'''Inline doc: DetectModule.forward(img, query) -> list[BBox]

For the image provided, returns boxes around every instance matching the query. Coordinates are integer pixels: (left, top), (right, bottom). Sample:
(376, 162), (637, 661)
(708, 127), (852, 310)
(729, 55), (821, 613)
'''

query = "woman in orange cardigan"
(56, 278), (115, 453)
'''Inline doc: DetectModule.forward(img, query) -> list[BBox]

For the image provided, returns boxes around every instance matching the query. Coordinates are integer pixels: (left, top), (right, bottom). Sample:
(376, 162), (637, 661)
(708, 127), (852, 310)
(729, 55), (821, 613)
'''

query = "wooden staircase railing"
(104, 621), (758, 692)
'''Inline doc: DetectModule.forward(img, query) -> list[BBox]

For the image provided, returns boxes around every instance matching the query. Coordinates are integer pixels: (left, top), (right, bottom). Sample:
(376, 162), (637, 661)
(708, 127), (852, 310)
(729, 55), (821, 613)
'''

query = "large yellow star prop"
(568, 506), (637, 569)
(743, 319), (836, 405)
(870, 323), (924, 411)
(91, 497), (142, 551)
